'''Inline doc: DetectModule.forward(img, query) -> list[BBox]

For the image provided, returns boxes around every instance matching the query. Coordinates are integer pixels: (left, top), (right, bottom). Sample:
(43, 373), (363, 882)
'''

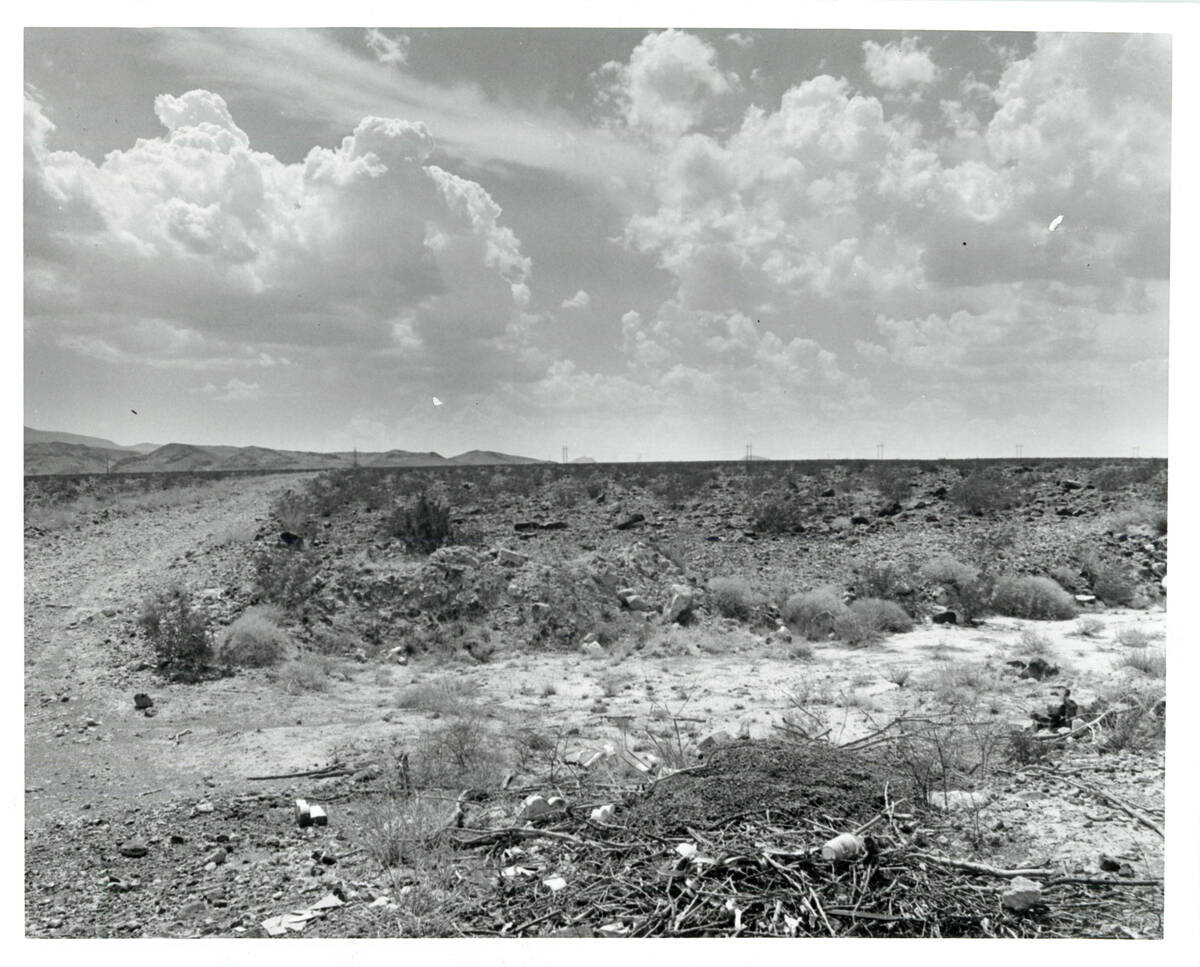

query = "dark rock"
(932, 610), (957, 625)
(615, 513), (646, 531)
(1099, 854), (1122, 872)
(143, 707), (158, 718)
(1061, 479), (1085, 491)
(820, 488), (836, 498)
(850, 514), (871, 526)
(1019, 658), (1059, 681)
(514, 521), (540, 532)
(540, 521), (568, 531)
(133, 693), (153, 710)
(119, 841), (149, 858)
(279, 532), (304, 547)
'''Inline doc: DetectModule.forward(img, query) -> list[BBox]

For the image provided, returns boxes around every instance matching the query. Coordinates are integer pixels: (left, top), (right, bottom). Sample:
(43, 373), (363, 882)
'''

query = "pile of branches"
(443, 794), (1159, 937)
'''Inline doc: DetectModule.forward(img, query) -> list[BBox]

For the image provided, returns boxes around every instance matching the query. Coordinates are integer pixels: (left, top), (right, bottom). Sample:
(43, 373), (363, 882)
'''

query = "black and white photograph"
(19, 4), (1195, 949)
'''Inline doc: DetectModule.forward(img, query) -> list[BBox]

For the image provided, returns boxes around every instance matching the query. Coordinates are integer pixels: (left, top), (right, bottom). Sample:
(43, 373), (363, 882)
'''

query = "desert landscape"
(25, 22), (1178, 947)
(24, 452), (1167, 937)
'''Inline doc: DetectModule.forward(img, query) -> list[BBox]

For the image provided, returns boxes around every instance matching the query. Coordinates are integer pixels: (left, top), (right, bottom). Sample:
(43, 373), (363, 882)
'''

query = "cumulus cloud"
(726, 33), (754, 49)
(365, 28), (411, 66)
(595, 29), (738, 138)
(862, 37), (941, 90)
(24, 88), (535, 390)
(560, 289), (591, 310)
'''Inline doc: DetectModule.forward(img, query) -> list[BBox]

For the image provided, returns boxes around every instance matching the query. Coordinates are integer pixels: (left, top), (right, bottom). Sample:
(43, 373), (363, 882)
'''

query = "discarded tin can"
(820, 832), (866, 861)
(295, 799), (311, 827)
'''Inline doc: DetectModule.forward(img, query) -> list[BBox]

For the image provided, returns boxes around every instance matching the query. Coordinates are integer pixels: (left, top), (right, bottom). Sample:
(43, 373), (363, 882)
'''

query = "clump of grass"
(884, 666), (913, 688)
(1078, 550), (1141, 607)
(707, 576), (758, 621)
(217, 605), (290, 668)
(990, 575), (1078, 620)
(1017, 628), (1054, 659)
(138, 585), (213, 681)
(395, 676), (481, 715)
(1074, 616), (1107, 639)
(851, 598), (914, 634)
(1116, 627), (1154, 649)
(272, 653), (335, 693)
(1107, 501), (1167, 536)
(356, 793), (448, 871)
(782, 586), (848, 641)
(1119, 648), (1166, 679)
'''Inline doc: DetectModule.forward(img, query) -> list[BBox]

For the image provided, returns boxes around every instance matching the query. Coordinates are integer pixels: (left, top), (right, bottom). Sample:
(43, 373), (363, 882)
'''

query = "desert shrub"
(1116, 627), (1154, 649)
(1107, 502), (1167, 536)
(272, 491), (313, 536)
(920, 554), (980, 589)
(949, 469), (1016, 515)
(782, 586), (849, 641)
(1075, 616), (1107, 638)
(1094, 684), (1165, 752)
(990, 575), (1078, 620)
(871, 465), (912, 503)
(388, 492), (453, 554)
(218, 605), (290, 668)
(357, 793), (448, 871)
(1049, 566), (1082, 592)
(851, 597), (915, 634)
(856, 562), (915, 605)
(545, 476), (586, 508)
(832, 610), (878, 646)
(1091, 463), (1163, 492)
(253, 546), (318, 611)
(1078, 551), (1140, 606)
(1120, 648), (1166, 679)
(752, 494), (808, 533)
(1017, 628), (1053, 658)
(707, 576), (757, 621)
(272, 653), (334, 693)
(138, 585), (213, 680)
(1005, 729), (1055, 766)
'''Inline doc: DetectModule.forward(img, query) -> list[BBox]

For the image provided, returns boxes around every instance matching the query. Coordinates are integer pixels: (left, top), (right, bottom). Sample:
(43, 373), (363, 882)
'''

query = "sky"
(22, 21), (1177, 461)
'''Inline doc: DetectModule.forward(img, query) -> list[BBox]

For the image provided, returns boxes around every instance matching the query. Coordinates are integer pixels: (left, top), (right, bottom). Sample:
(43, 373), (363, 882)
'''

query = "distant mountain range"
(23, 427), (547, 475)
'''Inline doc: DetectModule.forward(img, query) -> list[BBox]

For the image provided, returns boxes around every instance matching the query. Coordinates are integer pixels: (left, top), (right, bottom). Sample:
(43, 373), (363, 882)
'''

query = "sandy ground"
(24, 474), (1166, 890)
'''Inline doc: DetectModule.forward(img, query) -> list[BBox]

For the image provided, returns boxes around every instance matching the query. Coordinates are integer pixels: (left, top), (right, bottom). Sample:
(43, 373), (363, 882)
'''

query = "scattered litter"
(820, 833), (866, 861)
(309, 804), (328, 826)
(260, 893), (343, 936)
(520, 795), (553, 820)
(543, 876), (567, 892)
(1000, 876), (1044, 914)
(590, 804), (615, 823)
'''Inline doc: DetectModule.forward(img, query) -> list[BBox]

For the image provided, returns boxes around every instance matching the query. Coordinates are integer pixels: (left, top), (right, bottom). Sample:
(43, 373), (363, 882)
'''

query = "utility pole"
(745, 443), (753, 462)
(562, 445), (568, 464)
(1015, 444), (1023, 459)
(876, 443), (884, 460)
(1132, 446), (1140, 459)
(352, 447), (358, 468)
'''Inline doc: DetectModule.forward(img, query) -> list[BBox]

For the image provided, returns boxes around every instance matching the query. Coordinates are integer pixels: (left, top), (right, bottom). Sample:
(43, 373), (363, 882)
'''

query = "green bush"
(138, 585), (213, 680)
(707, 576), (757, 621)
(990, 575), (1078, 620)
(782, 586), (848, 641)
(1078, 551), (1140, 606)
(218, 605), (290, 667)
(388, 491), (454, 555)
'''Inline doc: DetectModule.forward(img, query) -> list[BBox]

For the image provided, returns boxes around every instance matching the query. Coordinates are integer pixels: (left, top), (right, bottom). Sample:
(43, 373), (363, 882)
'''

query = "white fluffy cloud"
(365, 28), (411, 66)
(862, 37), (941, 90)
(25, 89), (534, 386)
(585, 30), (1168, 450)
(595, 29), (738, 139)
(560, 289), (591, 310)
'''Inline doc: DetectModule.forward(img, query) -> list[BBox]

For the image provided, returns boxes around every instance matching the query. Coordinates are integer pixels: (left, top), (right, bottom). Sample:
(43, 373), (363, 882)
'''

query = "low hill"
(23, 442), (138, 476)
(449, 450), (547, 466)
(24, 426), (151, 452)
